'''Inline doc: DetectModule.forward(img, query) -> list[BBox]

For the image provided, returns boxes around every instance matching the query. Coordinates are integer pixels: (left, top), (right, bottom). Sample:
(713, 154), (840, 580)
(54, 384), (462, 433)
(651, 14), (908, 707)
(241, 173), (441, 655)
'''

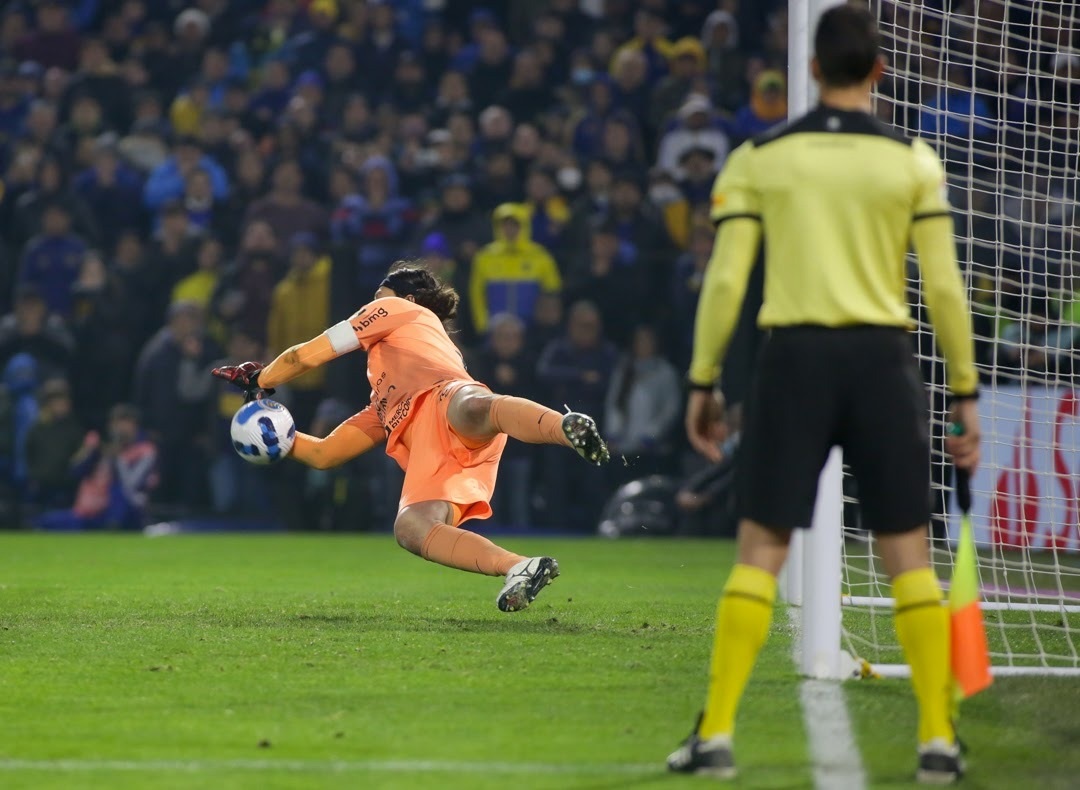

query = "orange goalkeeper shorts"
(390, 380), (507, 525)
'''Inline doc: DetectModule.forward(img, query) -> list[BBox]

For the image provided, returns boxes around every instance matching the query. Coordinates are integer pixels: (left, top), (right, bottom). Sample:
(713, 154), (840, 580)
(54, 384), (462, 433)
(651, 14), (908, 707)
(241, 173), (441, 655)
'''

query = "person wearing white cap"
(656, 93), (731, 179)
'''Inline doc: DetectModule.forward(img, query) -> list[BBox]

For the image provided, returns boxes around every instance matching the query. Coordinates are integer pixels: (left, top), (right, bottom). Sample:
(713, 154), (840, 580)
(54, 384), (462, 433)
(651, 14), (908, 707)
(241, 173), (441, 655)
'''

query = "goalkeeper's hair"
(384, 261), (460, 322)
(814, 4), (880, 88)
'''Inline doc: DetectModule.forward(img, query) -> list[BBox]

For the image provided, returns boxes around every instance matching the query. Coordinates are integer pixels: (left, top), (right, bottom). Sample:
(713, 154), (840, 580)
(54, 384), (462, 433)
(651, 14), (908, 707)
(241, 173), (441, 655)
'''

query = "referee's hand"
(686, 389), (726, 464)
(946, 399), (981, 473)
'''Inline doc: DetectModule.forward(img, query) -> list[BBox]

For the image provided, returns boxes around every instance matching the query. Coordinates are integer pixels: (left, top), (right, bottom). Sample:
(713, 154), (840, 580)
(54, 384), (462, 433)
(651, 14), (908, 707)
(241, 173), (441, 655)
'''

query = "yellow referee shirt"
(689, 106), (978, 397)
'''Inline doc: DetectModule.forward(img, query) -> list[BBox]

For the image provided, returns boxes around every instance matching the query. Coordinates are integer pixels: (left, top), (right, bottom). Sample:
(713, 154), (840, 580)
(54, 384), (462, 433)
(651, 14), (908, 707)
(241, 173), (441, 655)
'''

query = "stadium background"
(0, 0), (1066, 535)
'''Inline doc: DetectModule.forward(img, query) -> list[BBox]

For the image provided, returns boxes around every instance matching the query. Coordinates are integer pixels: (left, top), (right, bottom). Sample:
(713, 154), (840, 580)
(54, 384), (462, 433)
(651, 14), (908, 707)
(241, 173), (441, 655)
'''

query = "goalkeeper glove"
(211, 361), (276, 403)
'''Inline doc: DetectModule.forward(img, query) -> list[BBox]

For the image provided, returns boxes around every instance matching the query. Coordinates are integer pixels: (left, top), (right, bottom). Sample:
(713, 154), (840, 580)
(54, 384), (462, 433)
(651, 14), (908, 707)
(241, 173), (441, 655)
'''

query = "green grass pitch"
(1, 534), (1077, 789)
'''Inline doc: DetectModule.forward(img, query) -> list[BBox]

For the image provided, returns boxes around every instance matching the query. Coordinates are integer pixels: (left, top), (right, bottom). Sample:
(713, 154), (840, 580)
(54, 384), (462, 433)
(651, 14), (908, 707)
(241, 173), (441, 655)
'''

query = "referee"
(667, 6), (980, 785)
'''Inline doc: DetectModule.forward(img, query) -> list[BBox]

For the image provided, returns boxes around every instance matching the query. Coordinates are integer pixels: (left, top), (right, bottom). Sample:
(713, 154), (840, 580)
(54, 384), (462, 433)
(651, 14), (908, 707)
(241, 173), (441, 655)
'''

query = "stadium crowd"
(0, 0), (1075, 533)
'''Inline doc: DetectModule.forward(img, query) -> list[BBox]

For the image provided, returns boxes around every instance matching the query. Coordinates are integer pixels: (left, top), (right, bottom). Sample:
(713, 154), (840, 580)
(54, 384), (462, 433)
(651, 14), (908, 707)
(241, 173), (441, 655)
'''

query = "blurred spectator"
(143, 135), (229, 216)
(332, 155), (417, 298)
(17, 201), (88, 320)
(602, 171), (674, 296)
(499, 50), (554, 124)
(526, 291), (565, 360)
(287, 0), (343, 75)
(610, 8), (673, 84)
(36, 403), (158, 531)
(610, 49), (651, 129)
(72, 140), (145, 251)
(657, 93), (732, 177)
(390, 51), (430, 115)
(648, 168), (692, 249)
(211, 219), (281, 346)
(208, 328), (272, 516)
(468, 312), (538, 527)
(145, 200), (200, 324)
(473, 149), (521, 210)
(267, 233), (331, 427)
(70, 249), (142, 431)
(321, 43), (359, 125)
(420, 174), (490, 266)
(133, 301), (220, 507)
(569, 221), (645, 347)
(12, 153), (99, 248)
(603, 325), (682, 475)
(14, 0), (81, 72)
(0, 283), (74, 381)
(118, 116), (169, 175)
(670, 220), (716, 370)
(469, 203), (562, 334)
(25, 377), (83, 507)
(172, 235), (225, 313)
(244, 159), (329, 252)
(732, 69), (788, 140)
(432, 70), (474, 128)
(678, 146), (719, 210)
(524, 167), (569, 253)
(536, 300), (617, 530)
(702, 10), (747, 112)
(567, 75), (616, 159)
(0, 352), (41, 493)
(359, 1), (408, 102)
(468, 24), (514, 110)
(651, 37), (708, 133)
(64, 37), (130, 133)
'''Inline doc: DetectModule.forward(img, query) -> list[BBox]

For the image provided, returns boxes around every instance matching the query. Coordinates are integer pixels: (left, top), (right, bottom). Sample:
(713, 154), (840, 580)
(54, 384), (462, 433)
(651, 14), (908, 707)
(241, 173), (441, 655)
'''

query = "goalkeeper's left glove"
(211, 361), (276, 403)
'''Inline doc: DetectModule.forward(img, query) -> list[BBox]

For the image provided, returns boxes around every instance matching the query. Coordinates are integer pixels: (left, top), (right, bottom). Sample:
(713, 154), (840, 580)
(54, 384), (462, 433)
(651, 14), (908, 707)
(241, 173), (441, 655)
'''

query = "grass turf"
(0, 534), (808, 790)
(1, 534), (1076, 789)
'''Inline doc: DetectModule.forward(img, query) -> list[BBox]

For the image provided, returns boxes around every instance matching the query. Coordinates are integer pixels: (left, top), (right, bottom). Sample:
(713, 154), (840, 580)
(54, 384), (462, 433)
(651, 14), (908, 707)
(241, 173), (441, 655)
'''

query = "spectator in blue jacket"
(331, 155), (418, 297)
(17, 202), (88, 320)
(143, 135), (229, 213)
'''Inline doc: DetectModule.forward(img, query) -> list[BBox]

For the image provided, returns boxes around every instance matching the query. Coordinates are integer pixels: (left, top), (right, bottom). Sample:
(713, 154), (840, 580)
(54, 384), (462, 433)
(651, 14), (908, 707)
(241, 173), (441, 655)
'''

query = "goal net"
(836, 0), (1080, 676)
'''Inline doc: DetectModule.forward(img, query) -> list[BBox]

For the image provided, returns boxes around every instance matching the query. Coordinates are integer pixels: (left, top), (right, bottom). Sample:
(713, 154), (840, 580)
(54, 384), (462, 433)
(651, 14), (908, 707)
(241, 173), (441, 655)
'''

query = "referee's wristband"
(687, 378), (717, 393)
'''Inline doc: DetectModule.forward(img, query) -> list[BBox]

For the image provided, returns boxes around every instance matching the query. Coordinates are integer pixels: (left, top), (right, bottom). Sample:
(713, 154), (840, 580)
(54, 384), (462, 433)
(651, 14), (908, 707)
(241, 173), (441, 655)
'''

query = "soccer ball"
(230, 399), (296, 465)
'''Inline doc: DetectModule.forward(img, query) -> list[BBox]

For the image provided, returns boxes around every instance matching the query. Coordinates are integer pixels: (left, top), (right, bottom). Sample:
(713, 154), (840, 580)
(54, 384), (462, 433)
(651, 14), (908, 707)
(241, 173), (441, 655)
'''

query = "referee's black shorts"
(736, 325), (930, 534)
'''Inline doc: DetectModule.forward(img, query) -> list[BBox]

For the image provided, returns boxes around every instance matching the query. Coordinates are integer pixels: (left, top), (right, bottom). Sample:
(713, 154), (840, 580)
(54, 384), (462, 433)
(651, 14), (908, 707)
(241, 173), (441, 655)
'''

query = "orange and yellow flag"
(948, 512), (993, 699)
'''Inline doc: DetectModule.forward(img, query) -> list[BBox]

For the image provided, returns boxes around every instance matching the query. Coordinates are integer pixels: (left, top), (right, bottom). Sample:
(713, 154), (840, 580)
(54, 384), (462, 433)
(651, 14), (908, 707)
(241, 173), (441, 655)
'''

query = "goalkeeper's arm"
(290, 407), (385, 470)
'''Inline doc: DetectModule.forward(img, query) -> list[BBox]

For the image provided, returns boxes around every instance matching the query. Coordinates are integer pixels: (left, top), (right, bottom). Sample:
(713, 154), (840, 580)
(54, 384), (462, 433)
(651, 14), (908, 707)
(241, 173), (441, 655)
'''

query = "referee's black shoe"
(917, 738), (964, 784)
(666, 714), (736, 780)
(561, 412), (610, 466)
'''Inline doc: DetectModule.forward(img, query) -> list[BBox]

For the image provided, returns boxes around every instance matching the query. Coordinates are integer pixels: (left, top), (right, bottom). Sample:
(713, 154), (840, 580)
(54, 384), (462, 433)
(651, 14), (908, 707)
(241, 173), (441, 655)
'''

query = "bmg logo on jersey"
(352, 307), (389, 331)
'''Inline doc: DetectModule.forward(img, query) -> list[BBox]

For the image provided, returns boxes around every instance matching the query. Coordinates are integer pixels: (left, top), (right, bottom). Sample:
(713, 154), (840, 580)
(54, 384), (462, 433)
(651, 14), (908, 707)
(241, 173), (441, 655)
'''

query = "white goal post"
(784, 0), (1080, 680)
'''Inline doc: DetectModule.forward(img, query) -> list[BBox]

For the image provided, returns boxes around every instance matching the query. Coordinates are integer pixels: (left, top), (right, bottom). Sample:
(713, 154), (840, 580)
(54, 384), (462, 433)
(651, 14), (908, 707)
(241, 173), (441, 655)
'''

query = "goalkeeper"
(667, 6), (980, 785)
(213, 264), (609, 612)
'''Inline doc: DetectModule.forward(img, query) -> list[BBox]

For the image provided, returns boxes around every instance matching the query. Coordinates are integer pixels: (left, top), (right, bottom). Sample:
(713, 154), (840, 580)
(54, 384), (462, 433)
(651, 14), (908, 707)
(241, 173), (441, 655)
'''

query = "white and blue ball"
(230, 399), (296, 465)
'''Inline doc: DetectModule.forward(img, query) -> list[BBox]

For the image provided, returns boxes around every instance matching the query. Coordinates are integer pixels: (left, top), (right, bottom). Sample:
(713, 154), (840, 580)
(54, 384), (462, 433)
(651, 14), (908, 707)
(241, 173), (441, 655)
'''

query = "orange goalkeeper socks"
(420, 522), (525, 577)
(488, 396), (569, 447)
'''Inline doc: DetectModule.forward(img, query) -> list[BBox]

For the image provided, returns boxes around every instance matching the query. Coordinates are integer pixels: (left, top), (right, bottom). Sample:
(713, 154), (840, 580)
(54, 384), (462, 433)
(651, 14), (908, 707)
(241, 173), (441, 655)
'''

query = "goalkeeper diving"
(213, 264), (609, 612)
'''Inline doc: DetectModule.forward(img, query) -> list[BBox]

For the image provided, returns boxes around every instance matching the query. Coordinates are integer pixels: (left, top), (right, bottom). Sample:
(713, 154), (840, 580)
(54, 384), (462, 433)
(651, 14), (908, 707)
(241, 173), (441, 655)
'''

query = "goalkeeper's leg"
(447, 385), (610, 465)
(668, 519), (788, 778)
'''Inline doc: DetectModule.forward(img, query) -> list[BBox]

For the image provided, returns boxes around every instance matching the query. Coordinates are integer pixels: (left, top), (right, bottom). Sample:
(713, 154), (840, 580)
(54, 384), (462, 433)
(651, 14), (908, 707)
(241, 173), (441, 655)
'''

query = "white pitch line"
(788, 608), (867, 790)
(0, 758), (658, 776)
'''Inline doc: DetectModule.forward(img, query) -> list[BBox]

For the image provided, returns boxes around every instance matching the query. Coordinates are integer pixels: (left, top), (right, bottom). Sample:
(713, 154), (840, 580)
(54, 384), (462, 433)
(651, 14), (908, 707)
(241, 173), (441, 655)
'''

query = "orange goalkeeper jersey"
(259, 296), (473, 449)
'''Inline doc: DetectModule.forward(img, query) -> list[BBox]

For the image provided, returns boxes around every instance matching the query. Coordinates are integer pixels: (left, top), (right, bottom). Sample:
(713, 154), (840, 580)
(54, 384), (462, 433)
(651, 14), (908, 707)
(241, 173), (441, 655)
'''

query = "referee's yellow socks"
(893, 568), (953, 744)
(699, 564), (777, 739)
